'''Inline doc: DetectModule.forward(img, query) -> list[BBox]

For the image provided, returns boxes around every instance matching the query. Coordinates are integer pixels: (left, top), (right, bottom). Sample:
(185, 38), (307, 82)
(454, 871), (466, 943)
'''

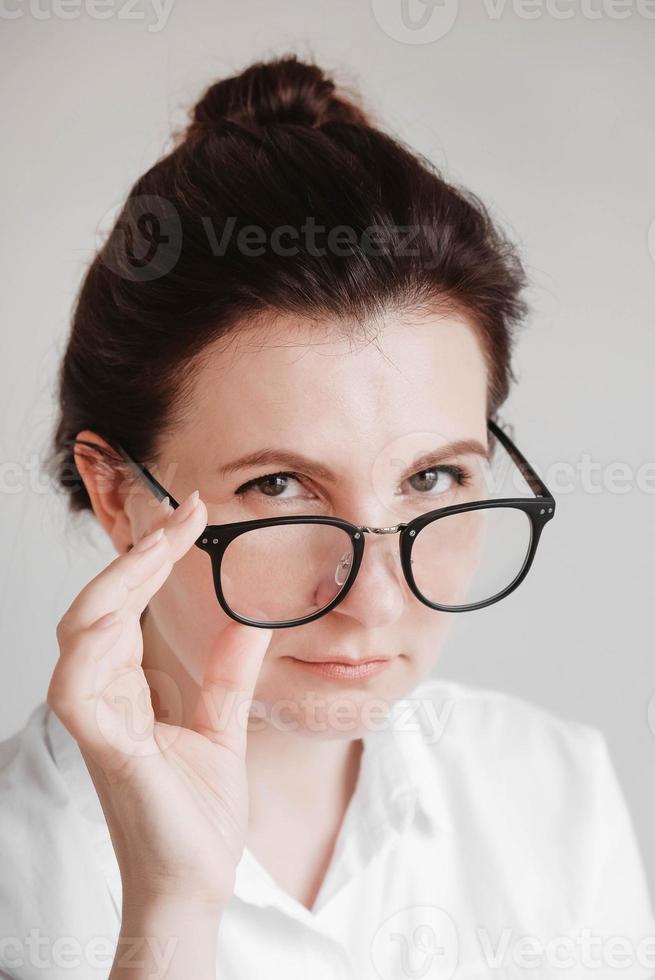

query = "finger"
(49, 494), (208, 772)
(190, 619), (273, 759)
(120, 496), (208, 620)
(48, 606), (158, 772)
(56, 554), (173, 680)
(58, 494), (207, 635)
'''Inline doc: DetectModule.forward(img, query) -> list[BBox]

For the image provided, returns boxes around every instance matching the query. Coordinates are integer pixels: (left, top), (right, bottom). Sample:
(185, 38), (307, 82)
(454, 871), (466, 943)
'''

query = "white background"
(1, 0), (654, 893)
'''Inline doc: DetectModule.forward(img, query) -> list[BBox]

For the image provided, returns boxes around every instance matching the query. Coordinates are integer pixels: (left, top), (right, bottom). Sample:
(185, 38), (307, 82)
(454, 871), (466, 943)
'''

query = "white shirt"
(1, 676), (654, 980)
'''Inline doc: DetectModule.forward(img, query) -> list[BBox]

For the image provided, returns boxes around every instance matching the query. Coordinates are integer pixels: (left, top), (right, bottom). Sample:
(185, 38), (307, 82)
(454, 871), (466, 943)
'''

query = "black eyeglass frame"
(106, 418), (556, 629)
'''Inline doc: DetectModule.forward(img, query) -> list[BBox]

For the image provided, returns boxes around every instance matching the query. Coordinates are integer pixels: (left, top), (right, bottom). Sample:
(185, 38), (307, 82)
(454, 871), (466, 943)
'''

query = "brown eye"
(235, 472), (303, 498)
(407, 465), (471, 494)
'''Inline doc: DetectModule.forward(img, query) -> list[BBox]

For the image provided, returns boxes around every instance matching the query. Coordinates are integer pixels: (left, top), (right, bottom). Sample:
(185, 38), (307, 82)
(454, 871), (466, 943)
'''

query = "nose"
(329, 527), (407, 628)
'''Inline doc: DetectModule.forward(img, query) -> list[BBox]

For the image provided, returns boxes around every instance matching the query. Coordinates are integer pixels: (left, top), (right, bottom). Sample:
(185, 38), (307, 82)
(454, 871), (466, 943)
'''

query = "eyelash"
(234, 464), (473, 501)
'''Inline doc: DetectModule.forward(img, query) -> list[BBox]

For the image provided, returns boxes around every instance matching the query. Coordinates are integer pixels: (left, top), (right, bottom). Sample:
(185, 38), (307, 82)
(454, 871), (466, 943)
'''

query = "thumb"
(190, 620), (273, 758)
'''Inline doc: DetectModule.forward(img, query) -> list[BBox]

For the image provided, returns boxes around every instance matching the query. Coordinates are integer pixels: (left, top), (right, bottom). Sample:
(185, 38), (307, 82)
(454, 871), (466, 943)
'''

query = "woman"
(1, 54), (653, 980)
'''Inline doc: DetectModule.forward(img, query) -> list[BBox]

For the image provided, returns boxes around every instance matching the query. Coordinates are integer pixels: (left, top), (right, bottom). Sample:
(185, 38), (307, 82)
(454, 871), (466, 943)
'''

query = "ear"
(73, 430), (135, 555)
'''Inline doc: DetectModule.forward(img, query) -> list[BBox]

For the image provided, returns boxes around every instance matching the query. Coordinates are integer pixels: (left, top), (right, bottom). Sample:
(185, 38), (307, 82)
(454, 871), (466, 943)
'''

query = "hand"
(47, 491), (273, 912)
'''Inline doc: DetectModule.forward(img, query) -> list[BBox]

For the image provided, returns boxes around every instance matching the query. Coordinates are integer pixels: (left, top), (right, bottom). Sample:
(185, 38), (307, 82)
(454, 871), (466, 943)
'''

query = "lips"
(294, 655), (391, 665)
(290, 658), (392, 681)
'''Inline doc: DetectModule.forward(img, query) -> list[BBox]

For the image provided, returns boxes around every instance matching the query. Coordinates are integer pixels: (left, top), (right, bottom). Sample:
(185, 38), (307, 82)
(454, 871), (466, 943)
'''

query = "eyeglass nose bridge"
(336, 522), (408, 587)
(358, 523), (408, 535)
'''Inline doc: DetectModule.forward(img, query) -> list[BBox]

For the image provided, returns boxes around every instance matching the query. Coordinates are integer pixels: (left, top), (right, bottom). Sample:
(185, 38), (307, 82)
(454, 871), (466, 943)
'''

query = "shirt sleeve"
(578, 730), (655, 979)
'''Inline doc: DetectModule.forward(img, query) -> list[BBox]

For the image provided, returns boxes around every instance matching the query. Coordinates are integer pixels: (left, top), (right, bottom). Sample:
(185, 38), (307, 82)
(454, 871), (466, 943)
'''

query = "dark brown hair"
(46, 53), (528, 516)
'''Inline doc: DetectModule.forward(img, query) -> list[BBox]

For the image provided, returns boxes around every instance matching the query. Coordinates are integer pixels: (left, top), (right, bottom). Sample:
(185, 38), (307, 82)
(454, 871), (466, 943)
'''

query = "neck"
(244, 720), (364, 833)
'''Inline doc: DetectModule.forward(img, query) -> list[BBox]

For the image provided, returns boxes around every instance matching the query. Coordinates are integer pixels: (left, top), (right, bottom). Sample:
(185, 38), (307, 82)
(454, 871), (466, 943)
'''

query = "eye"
(235, 472), (305, 499)
(406, 464), (472, 495)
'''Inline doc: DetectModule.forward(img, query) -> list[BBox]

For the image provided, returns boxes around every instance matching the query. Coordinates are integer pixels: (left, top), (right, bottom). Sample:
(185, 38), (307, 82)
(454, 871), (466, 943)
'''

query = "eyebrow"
(217, 438), (490, 483)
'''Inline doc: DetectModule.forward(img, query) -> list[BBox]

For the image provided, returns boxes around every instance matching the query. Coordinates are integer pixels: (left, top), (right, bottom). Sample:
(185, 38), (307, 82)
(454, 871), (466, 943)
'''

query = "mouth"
(293, 653), (394, 665)
(288, 655), (394, 681)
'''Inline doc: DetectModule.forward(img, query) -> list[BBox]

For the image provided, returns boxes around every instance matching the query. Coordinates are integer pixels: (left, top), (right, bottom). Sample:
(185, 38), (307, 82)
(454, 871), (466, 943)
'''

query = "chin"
(250, 661), (418, 739)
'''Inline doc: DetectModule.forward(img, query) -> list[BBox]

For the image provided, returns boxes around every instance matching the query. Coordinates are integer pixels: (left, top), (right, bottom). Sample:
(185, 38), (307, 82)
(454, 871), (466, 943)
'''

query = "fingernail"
(133, 526), (165, 553)
(169, 489), (200, 525)
(156, 495), (172, 518)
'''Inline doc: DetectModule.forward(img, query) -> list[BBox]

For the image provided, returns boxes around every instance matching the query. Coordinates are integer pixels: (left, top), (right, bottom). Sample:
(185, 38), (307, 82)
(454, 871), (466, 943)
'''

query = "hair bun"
(186, 54), (370, 139)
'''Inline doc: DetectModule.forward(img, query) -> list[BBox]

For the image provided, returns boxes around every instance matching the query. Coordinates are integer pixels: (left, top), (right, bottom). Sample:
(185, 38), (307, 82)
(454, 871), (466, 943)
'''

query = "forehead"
(174, 309), (489, 458)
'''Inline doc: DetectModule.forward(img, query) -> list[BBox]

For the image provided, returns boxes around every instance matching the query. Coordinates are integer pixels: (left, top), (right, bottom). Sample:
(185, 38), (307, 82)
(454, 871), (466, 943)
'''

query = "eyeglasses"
(106, 418), (555, 630)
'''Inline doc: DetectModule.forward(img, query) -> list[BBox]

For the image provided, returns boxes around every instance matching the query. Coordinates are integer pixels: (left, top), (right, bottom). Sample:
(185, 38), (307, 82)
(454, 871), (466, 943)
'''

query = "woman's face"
(126, 308), (490, 738)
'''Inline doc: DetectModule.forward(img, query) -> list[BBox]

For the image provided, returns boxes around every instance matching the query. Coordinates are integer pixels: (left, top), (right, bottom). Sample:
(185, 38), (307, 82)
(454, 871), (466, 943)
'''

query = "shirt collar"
(232, 685), (456, 914)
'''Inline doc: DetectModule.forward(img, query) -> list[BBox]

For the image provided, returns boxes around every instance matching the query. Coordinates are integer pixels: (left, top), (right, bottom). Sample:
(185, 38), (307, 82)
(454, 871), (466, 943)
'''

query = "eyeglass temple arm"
(487, 418), (554, 500)
(112, 444), (182, 510)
